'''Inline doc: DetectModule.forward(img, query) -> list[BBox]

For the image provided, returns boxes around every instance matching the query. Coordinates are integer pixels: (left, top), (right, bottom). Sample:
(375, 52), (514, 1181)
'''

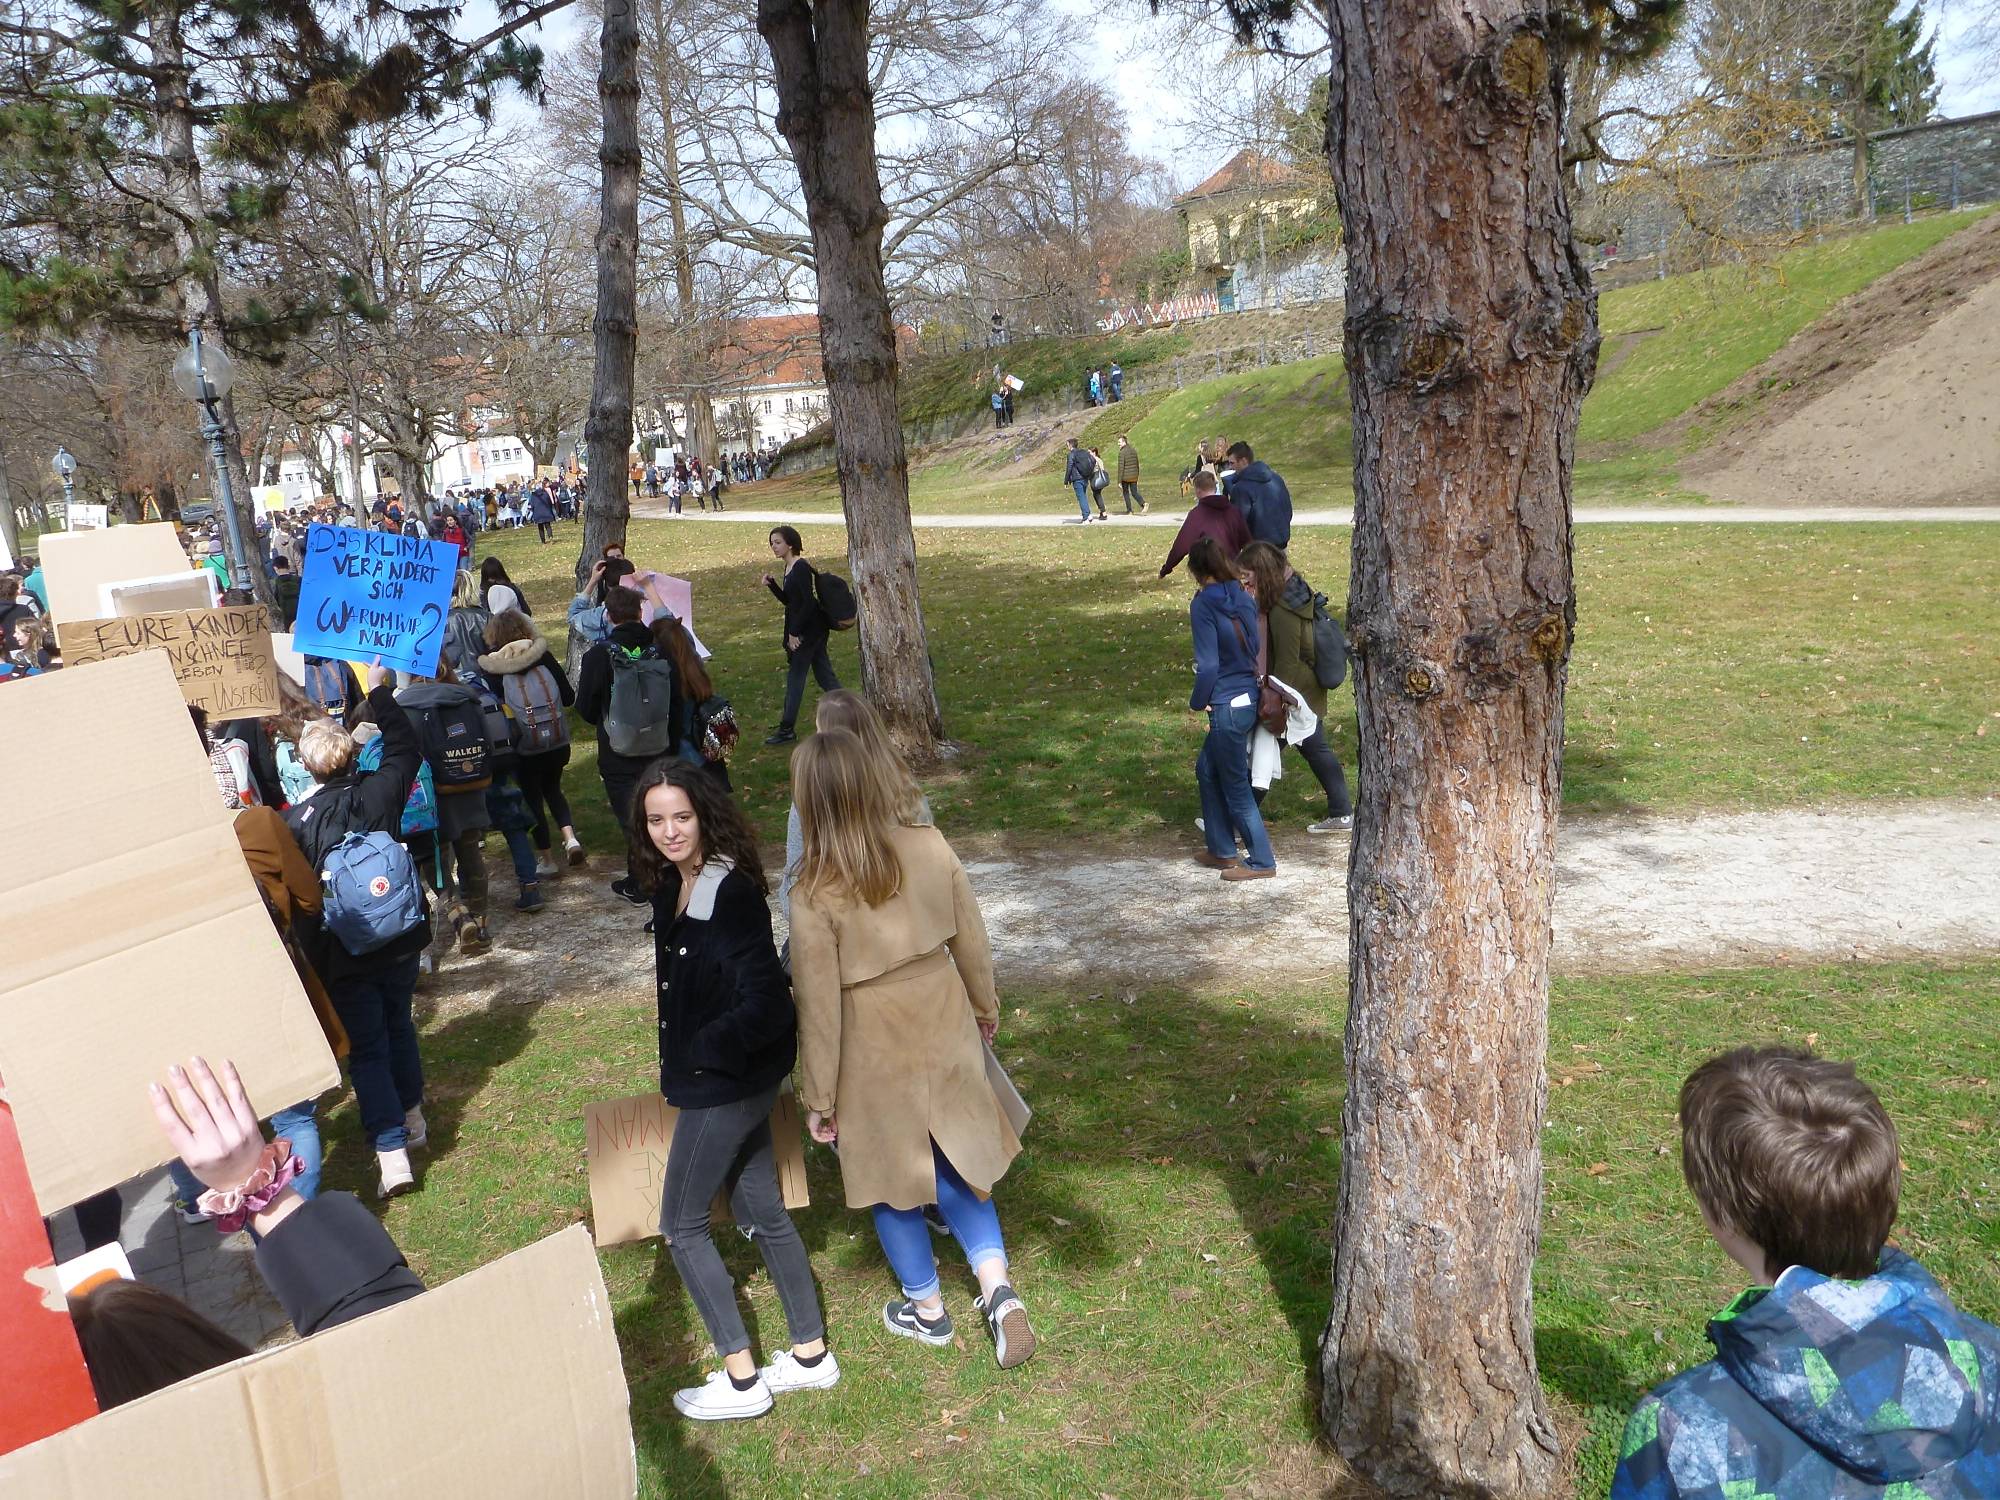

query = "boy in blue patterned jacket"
(1612, 1047), (2000, 1499)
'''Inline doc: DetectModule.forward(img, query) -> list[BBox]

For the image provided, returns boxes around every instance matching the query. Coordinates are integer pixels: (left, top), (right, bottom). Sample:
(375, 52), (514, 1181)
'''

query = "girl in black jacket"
(631, 758), (834, 1422)
(761, 525), (841, 745)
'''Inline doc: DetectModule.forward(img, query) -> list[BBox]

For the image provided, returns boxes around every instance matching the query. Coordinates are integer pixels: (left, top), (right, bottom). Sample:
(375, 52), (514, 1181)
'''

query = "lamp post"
(52, 446), (77, 528)
(171, 329), (251, 595)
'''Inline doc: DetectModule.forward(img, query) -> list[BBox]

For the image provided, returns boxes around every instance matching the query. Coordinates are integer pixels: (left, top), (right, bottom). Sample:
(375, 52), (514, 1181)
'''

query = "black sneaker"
(764, 729), (797, 746)
(882, 1299), (954, 1347)
(974, 1285), (1036, 1369)
(610, 876), (649, 907)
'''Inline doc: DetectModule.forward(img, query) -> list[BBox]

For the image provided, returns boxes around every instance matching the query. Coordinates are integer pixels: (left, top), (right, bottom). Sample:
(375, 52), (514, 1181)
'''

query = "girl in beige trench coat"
(788, 727), (1037, 1369)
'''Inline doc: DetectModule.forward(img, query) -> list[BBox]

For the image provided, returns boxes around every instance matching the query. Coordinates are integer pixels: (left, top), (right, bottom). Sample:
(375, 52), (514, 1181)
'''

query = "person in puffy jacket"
(1611, 1047), (2000, 1499)
(440, 569), (492, 687)
(479, 608), (584, 873)
(1222, 441), (1293, 548)
(1160, 471), (1251, 578)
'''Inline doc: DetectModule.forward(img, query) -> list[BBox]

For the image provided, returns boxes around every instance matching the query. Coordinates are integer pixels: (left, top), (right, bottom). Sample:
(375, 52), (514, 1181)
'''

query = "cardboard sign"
(985, 1042), (1031, 1137)
(292, 524), (455, 677)
(37, 523), (190, 627)
(269, 629), (309, 685)
(101, 569), (217, 617)
(0, 1077), (98, 1457)
(0, 652), (338, 1213)
(57, 605), (280, 722)
(584, 1090), (809, 1248)
(0, 1226), (638, 1498)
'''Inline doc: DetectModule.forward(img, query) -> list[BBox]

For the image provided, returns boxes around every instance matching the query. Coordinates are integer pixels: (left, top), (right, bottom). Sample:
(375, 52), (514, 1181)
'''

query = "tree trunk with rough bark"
(1317, 2), (1597, 1496)
(578, 0), (640, 616)
(757, 0), (944, 758)
(148, 2), (272, 608)
(0, 443), (18, 565)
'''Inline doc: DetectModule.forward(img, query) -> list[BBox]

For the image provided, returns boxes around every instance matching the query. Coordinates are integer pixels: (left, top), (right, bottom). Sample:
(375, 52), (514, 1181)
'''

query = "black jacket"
(1062, 446), (1094, 485)
(254, 1191), (424, 1336)
(653, 860), (797, 1109)
(576, 620), (681, 775)
(764, 561), (825, 651)
(1223, 460), (1294, 548)
(284, 683), (434, 977)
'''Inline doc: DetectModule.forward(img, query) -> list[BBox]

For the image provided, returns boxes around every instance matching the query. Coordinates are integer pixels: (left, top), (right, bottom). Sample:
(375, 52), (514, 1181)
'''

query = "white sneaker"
(1307, 815), (1354, 833)
(404, 1106), (428, 1150)
(672, 1369), (773, 1421)
(377, 1147), (416, 1198)
(759, 1349), (841, 1394)
(533, 856), (562, 879)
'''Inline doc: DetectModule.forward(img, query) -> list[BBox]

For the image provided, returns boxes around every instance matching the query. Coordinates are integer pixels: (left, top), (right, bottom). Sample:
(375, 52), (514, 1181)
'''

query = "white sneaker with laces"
(672, 1369), (773, 1421)
(404, 1106), (428, 1150)
(1307, 815), (1354, 834)
(377, 1147), (416, 1198)
(759, 1349), (841, 1394)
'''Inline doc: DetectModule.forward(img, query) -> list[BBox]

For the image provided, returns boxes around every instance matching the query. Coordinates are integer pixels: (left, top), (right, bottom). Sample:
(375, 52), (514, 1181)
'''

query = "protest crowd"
(4, 444), (1998, 1500)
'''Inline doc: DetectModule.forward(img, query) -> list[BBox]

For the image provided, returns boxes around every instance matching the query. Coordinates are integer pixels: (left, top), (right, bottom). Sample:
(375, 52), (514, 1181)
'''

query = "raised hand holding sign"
(292, 524), (455, 677)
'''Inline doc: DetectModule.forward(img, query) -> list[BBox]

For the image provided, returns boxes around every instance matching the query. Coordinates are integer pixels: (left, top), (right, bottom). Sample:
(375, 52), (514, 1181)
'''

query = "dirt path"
(628, 502), (2000, 528)
(422, 803), (1999, 1014)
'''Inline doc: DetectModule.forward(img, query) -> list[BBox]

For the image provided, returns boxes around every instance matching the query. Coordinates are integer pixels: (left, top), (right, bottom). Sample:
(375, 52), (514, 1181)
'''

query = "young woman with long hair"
(1186, 536), (1275, 879)
(627, 759), (834, 1421)
(778, 689), (930, 924)
(1235, 541), (1352, 832)
(477, 556), (531, 617)
(789, 729), (1036, 1369)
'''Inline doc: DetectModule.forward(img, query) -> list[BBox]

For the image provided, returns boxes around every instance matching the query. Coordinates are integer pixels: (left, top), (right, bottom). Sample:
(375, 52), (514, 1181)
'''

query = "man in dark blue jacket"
(1222, 441), (1293, 548)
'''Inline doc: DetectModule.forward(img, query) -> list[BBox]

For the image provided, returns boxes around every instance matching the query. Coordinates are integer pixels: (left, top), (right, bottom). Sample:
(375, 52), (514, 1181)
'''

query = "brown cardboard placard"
(102, 569), (216, 617)
(36, 523), (192, 628)
(0, 652), (338, 1213)
(985, 1041), (1031, 1137)
(0, 1226), (638, 1498)
(58, 605), (280, 722)
(584, 1089), (810, 1247)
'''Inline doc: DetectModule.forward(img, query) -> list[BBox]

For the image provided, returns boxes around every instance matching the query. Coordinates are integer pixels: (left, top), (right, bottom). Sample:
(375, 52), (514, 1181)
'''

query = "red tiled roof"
(713, 314), (824, 389)
(1177, 150), (1308, 203)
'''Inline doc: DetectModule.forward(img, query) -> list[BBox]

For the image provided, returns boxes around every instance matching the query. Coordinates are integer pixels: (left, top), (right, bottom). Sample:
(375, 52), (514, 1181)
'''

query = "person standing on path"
(576, 585), (680, 905)
(1062, 438), (1096, 524)
(1116, 435), (1147, 514)
(1088, 447), (1111, 520)
(479, 608), (587, 872)
(1159, 471), (1250, 577)
(1237, 541), (1352, 833)
(632, 759), (836, 1422)
(526, 483), (556, 544)
(1185, 538), (1276, 880)
(789, 728), (1038, 1370)
(762, 525), (841, 745)
(1222, 441), (1293, 548)
(1109, 361), (1123, 401)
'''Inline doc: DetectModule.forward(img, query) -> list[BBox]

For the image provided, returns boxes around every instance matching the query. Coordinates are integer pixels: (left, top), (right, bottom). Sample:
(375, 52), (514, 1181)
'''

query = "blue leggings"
(871, 1141), (1007, 1302)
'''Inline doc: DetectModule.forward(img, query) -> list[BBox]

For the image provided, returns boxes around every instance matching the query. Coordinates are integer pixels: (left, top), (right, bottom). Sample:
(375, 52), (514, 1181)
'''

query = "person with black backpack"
(576, 584), (680, 905)
(396, 664), (499, 954)
(480, 608), (586, 874)
(761, 525), (841, 746)
(283, 664), (434, 1200)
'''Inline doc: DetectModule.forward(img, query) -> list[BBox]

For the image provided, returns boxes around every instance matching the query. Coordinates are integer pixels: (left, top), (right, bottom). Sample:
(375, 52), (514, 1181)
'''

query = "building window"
(763, 400), (774, 414)
(783, 397), (794, 413)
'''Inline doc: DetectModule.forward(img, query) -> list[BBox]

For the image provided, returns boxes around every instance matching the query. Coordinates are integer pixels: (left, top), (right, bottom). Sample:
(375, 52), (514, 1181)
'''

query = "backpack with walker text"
(411, 695), (493, 792)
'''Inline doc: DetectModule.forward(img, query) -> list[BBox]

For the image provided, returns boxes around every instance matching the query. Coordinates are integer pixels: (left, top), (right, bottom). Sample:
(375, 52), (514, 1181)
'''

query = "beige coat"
(790, 824), (1019, 1209)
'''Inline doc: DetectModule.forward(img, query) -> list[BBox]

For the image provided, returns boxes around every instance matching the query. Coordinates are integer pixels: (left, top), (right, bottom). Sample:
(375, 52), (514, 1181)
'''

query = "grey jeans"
(660, 1082), (824, 1357)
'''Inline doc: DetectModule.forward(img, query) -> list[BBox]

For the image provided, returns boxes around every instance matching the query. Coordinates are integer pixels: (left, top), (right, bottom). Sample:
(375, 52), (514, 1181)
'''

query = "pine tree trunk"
(757, 0), (944, 757)
(579, 0), (640, 599)
(148, 1), (272, 607)
(1317, 3), (1596, 1495)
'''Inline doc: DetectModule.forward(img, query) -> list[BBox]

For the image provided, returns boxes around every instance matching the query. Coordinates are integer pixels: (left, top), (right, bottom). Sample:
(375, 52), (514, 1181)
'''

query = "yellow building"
(1176, 150), (1322, 276)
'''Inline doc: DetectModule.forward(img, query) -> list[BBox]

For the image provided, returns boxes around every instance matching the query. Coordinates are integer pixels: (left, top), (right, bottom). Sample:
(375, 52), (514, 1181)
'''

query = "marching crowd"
(10, 469), (2000, 1494)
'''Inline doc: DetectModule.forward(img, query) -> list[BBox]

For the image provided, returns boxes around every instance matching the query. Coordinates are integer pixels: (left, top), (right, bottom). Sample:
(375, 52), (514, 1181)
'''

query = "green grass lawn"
(483, 519), (1998, 855)
(326, 960), (2000, 1498)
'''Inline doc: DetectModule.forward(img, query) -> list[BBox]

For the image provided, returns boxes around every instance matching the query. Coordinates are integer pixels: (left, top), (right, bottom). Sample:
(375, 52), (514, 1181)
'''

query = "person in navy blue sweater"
(1185, 538), (1275, 879)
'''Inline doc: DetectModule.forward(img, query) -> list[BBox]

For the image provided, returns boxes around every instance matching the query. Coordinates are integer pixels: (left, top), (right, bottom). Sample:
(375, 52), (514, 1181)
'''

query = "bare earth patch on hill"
(1683, 211), (2000, 505)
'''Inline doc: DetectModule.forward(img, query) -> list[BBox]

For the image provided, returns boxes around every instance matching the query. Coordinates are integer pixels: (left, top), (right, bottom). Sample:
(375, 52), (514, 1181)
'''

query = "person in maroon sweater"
(1159, 471), (1252, 579)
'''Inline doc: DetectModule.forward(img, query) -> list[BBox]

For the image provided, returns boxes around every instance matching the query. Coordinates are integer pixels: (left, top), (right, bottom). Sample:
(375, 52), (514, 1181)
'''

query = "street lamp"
(52, 446), (77, 528)
(171, 328), (251, 595)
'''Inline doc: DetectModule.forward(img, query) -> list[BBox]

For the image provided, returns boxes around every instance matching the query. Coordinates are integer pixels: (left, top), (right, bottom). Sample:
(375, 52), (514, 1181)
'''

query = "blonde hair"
(298, 719), (358, 781)
(791, 729), (902, 908)
(812, 689), (927, 826)
(451, 569), (480, 609)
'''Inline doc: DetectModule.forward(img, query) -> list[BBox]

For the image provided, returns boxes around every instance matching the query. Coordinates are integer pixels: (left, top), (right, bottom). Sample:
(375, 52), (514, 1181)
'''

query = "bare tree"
(470, 189), (597, 471)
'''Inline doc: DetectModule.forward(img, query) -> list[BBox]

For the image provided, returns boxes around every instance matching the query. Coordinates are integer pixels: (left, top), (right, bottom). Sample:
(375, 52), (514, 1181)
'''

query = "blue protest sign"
(292, 525), (456, 677)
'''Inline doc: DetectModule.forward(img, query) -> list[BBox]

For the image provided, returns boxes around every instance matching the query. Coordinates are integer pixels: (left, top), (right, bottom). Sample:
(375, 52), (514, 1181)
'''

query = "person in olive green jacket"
(1238, 540), (1352, 831)
(1115, 435), (1147, 514)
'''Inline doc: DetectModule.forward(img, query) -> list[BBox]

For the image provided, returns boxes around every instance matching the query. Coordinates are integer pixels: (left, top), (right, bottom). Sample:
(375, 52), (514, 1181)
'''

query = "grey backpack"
(503, 663), (570, 754)
(604, 647), (676, 758)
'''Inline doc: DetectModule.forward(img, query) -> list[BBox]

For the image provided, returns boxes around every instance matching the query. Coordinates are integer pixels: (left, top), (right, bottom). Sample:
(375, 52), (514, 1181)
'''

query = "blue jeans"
(871, 1142), (1008, 1302)
(485, 782), (539, 885)
(1196, 700), (1276, 870)
(1070, 479), (1091, 520)
(170, 1100), (322, 1208)
(331, 957), (424, 1150)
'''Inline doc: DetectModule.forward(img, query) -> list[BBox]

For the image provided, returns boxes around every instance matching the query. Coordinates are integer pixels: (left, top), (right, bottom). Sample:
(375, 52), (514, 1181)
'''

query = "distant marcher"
(395, 664), (498, 953)
(1159, 471), (1251, 578)
(479, 556), (532, 616)
(1237, 541), (1352, 833)
(1062, 438), (1096, 524)
(632, 759), (835, 1421)
(1185, 538), (1275, 880)
(761, 526), (841, 746)
(1222, 441), (1293, 548)
(576, 584), (678, 905)
(1116, 435), (1147, 514)
(1086, 368), (1101, 406)
(991, 389), (1006, 430)
(789, 729), (1037, 1369)
(270, 555), (302, 630)
(479, 609), (586, 873)
(1108, 361), (1123, 401)
(1087, 447), (1110, 520)
(526, 484), (556, 544)
(440, 570), (492, 688)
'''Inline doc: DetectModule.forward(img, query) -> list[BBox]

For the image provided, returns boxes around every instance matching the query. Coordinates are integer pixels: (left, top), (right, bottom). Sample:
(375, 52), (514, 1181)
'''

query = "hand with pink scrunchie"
(148, 1056), (306, 1236)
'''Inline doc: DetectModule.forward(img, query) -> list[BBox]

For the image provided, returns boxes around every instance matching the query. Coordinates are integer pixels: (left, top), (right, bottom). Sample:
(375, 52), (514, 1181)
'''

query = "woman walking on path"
(479, 609), (587, 871)
(789, 729), (1037, 1369)
(1237, 541), (1352, 833)
(762, 526), (840, 746)
(1186, 538), (1276, 880)
(633, 759), (835, 1421)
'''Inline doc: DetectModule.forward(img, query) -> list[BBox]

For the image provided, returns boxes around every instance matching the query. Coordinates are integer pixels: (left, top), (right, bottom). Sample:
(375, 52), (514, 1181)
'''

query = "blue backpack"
(304, 658), (350, 717)
(356, 735), (438, 836)
(319, 831), (424, 955)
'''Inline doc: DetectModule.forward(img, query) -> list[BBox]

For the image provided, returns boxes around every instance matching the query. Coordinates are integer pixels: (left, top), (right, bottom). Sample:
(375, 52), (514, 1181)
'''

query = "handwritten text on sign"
(57, 605), (279, 721)
(292, 525), (454, 677)
(582, 1092), (808, 1247)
